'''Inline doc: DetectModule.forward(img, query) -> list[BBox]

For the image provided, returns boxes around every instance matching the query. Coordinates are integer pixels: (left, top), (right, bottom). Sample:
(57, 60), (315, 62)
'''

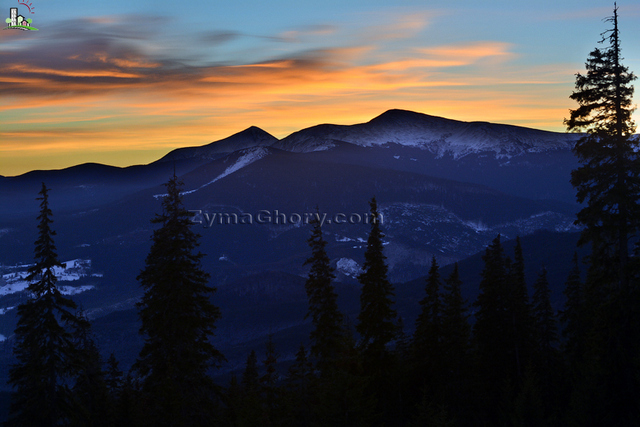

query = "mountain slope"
(273, 109), (582, 158)
(157, 126), (278, 163)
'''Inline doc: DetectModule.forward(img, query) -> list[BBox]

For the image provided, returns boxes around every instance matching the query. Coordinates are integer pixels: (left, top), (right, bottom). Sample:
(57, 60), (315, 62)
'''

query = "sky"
(1, 0), (639, 177)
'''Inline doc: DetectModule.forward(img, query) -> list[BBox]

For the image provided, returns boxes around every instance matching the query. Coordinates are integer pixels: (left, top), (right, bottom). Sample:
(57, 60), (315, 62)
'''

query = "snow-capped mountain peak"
(272, 109), (582, 158)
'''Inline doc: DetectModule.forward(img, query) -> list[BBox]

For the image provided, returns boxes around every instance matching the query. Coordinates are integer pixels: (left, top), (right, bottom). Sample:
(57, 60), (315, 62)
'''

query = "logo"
(4, 1), (38, 31)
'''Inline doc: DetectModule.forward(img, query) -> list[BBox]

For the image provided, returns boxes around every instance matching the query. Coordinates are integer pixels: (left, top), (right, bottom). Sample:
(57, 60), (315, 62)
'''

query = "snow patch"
(155, 147), (270, 198)
(1, 259), (97, 297)
(0, 306), (15, 315)
(336, 258), (361, 278)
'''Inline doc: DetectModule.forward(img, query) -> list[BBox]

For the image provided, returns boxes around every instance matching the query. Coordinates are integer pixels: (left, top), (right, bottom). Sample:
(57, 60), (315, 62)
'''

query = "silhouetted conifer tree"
(439, 262), (471, 416)
(134, 174), (224, 426)
(561, 253), (585, 365)
(509, 237), (534, 380)
(105, 353), (123, 399)
(69, 311), (111, 427)
(7, 183), (80, 427)
(356, 197), (397, 362)
(414, 256), (442, 362)
(260, 335), (280, 425)
(531, 268), (558, 362)
(412, 256), (443, 402)
(473, 235), (534, 419)
(440, 263), (470, 363)
(238, 350), (262, 426)
(283, 345), (314, 427)
(565, 3), (639, 288)
(304, 212), (344, 373)
(356, 197), (398, 425)
(565, 5), (640, 424)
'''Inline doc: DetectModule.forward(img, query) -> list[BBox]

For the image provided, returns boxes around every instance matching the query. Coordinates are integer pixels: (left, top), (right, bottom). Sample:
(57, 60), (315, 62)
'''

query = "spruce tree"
(134, 174), (224, 426)
(414, 256), (442, 360)
(565, 6), (640, 423)
(439, 263), (471, 417)
(473, 235), (533, 416)
(565, 3), (639, 289)
(531, 268), (558, 362)
(508, 237), (534, 381)
(239, 350), (262, 426)
(69, 311), (111, 427)
(284, 346), (314, 427)
(260, 335), (280, 424)
(356, 197), (398, 425)
(440, 263), (470, 362)
(242, 350), (259, 393)
(473, 235), (509, 376)
(356, 197), (397, 361)
(105, 353), (124, 399)
(304, 212), (344, 372)
(561, 253), (585, 363)
(7, 183), (80, 427)
(412, 256), (443, 399)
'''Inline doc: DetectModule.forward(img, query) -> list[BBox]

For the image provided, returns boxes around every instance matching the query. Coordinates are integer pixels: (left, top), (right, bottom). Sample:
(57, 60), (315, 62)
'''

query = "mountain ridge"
(157, 126), (278, 163)
(272, 109), (583, 156)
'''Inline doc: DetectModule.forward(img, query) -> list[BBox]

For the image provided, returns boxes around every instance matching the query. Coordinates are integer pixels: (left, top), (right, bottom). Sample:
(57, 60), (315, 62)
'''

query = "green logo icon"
(4, 7), (38, 31)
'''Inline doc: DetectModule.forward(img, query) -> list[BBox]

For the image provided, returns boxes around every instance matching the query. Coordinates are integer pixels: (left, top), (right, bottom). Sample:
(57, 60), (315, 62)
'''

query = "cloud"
(419, 41), (514, 65)
(199, 31), (242, 44)
(274, 24), (338, 43)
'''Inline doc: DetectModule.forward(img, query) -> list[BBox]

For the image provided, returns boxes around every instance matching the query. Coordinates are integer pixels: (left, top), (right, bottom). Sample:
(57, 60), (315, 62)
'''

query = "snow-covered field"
(0, 259), (98, 297)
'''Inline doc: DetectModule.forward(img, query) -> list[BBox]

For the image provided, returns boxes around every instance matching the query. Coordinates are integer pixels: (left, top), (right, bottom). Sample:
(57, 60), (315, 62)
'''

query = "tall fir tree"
(69, 310), (111, 427)
(414, 256), (442, 359)
(356, 197), (397, 361)
(560, 253), (585, 364)
(412, 256), (443, 399)
(356, 197), (398, 425)
(283, 345), (314, 427)
(7, 183), (81, 427)
(303, 212), (344, 373)
(238, 350), (262, 427)
(508, 237), (534, 381)
(134, 174), (224, 427)
(565, 6), (640, 424)
(440, 263), (470, 364)
(531, 268), (558, 363)
(439, 263), (472, 418)
(260, 335), (280, 425)
(565, 3), (639, 289)
(473, 235), (534, 418)
(473, 235), (509, 376)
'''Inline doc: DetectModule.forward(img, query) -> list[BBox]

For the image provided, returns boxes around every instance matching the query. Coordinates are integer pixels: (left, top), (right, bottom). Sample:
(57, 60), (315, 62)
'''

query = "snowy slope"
(0, 259), (99, 297)
(155, 146), (271, 198)
(273, 109), (582, 158)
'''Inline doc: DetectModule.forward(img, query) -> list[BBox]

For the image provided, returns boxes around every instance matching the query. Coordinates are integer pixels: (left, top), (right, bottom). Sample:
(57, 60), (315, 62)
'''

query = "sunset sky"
(1, 0), (639, 176)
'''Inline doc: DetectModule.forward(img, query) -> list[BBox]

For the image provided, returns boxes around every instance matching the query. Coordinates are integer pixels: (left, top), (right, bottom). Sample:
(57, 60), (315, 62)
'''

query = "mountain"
(273, 109), (581, 157)
(157, 126), (278, 163)
(0, 109), (584, 392)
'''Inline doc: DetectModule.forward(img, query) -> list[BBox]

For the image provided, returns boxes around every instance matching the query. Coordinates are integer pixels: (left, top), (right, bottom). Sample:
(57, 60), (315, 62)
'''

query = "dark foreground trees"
(356, 198), (397, 365)
(6, 183), (82, 427)
(565, 3), (639, 287)
(565, 4), (640, 424)
(303, 212), (344, 373)
(134, 174), (224, 426)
